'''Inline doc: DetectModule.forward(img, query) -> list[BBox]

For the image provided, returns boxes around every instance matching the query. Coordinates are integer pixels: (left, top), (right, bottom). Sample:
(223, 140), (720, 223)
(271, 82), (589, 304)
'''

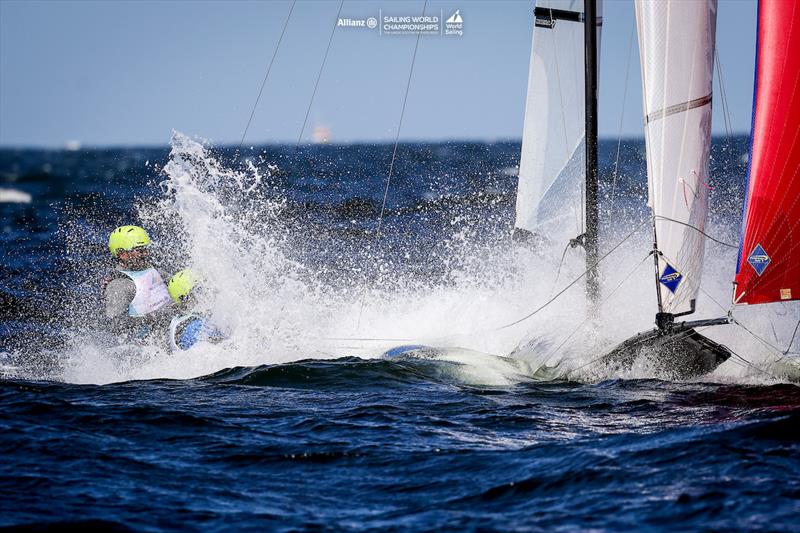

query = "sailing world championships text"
(383, 15), (439, 34)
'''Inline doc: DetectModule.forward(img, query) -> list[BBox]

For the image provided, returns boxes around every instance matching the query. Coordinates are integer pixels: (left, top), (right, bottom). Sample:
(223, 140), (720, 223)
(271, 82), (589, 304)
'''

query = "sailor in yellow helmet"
(166, 269), (225, 351)
(103, 225), (173, 340)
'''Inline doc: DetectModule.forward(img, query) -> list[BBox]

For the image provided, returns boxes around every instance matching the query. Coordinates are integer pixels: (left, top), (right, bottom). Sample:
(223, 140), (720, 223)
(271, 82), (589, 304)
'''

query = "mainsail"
(515, 0), (602, 241)
(734, 0), (800, 305)
(636, 0), (717, 316)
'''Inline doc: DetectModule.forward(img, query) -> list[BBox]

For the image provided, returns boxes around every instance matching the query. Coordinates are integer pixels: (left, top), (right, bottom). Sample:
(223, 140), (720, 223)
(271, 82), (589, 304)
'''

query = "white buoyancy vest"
(168, 314), (195, 352)
(119, 267), (172, 317)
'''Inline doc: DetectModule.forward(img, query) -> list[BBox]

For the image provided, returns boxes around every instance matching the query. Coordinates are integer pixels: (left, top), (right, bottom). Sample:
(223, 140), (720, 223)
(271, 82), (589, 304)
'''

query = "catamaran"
(515, 0), (799, 380)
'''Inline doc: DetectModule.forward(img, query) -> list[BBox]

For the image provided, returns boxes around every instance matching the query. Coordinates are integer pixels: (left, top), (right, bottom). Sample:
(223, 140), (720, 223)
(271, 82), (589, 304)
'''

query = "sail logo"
(747, 243), (771, 276)
(659, 264), (683, 294)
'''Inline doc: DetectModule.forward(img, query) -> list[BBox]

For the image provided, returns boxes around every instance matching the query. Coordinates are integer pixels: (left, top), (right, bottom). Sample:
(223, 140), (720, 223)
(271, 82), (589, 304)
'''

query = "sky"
(0, 0), (757, 148)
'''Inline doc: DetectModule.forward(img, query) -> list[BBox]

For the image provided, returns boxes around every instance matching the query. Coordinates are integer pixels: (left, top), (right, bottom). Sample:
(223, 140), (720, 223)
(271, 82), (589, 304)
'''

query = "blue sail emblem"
(659, 264), (683, 294)
(747, 243), (771, 276)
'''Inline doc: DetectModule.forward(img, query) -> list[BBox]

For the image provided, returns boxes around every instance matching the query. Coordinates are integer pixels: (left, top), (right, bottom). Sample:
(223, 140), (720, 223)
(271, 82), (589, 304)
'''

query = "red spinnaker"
(734, 0), (800, 305)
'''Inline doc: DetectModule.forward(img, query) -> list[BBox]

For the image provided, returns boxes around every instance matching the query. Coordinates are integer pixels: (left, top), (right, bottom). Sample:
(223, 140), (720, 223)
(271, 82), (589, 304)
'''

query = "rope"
(653, 215), (737, 248)
(495, 218), (649, 331)
(356, 0), (428, 329)
(729, 314), (795, 359)
(237, 0), (297, 156)
(296, 0), (345, 147)
(330, 216), (648, 344)
(714, 49), (734, 141)
(544, 251), (653, 376)
(726, 343), (782, 380)
(549, 242), (572, 298)
(782, 320), (800, 357)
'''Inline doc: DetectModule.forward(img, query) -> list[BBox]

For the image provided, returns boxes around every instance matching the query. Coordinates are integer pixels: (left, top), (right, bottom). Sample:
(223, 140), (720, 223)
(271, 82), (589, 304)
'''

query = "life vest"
(119, 267), (172, 317)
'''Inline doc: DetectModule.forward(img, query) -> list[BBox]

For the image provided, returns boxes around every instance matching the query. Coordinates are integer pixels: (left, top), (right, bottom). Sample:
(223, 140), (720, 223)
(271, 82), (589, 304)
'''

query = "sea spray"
(53, 133), (582, 383)
(8, 135), (797, 385)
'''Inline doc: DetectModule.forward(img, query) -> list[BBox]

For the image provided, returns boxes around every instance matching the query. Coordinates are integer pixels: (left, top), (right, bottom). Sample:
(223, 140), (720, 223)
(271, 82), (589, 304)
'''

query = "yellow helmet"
(108, 225), (151, 257)
(168, 269), (201, 304)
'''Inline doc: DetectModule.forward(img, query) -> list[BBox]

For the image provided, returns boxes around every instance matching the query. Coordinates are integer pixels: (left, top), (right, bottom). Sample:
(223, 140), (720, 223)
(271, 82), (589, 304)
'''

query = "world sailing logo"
(659, 264), (683, 294)
(747, 243), (771, 276)
(446, 10), (463, 23)
(445, 9), (463, 36)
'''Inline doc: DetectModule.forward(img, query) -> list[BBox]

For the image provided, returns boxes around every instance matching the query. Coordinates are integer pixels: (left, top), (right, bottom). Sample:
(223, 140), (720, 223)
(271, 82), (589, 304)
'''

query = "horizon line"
(0, 132), (752, 151)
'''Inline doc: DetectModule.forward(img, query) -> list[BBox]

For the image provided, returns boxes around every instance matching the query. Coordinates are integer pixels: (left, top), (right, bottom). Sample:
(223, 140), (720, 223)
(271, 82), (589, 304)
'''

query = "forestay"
(636, 0), (717, 315)
(515, 0), (602, 241)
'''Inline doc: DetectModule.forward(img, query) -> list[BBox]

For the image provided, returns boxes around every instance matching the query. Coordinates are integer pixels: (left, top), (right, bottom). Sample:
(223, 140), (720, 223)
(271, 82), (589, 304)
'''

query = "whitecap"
(0, 188), (32, 204)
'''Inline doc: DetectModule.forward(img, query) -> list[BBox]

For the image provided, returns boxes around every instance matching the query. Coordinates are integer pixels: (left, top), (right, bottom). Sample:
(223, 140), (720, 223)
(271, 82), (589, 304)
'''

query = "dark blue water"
(2, 138), (799, 530)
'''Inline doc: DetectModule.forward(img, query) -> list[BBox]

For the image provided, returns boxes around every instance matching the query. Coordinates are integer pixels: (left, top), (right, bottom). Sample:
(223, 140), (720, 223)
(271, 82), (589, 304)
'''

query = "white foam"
(0, 188), (32, 204)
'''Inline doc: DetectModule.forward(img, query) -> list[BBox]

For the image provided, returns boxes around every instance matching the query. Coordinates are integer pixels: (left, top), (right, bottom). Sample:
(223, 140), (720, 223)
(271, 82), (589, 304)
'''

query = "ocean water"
(1, 135), (799, 530)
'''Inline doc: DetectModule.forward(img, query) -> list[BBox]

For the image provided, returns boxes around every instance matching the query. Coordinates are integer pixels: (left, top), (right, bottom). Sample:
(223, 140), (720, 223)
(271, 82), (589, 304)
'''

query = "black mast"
(584, 0), (600, 309)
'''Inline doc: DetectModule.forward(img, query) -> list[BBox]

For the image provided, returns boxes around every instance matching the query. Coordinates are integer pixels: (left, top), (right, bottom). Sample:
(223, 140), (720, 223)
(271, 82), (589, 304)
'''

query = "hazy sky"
(0, 0), (757, 147)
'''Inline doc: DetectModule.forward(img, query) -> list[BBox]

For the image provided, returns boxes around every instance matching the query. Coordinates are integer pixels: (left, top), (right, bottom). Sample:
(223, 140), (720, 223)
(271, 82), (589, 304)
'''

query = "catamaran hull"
(599, 327), (732, 381)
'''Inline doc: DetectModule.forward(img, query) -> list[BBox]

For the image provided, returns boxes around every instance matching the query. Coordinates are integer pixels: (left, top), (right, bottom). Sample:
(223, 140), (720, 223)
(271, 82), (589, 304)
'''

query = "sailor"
(166, 269), (226, 351)
(102, 225), (173, 341)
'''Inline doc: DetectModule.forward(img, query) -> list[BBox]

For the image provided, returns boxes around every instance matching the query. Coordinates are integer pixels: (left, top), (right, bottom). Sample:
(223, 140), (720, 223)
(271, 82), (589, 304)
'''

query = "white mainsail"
(515, 0), (602, 241)
(636, 0), (717, 315)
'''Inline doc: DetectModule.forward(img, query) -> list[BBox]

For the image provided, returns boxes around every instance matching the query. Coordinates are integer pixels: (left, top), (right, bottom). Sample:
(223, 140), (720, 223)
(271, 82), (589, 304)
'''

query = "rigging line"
(681, 326), (778, 380)
(356, 0), (428, 330)
(609, 20), (636, 214)
(727, 345), (782, 380)
(542, 251), (653, 375)
(782, 320), (800, 357)
(673, 325), (778, 380)
(237, 0), (297, 157)
(549, 242), (572, 299)
(296, 0), (345, 147)
(652, 215), (737, 248)
(330, 216), (648, 345)
(714, 49), (734, 141)
(495, 217), (650, 331)
(729, 314), (795, 360)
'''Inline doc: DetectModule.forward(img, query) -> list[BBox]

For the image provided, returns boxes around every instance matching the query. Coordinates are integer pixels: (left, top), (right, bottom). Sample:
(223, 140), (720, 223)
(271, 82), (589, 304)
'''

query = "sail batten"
(734, 0), (800, 305)
(636, 0), (717, 315)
